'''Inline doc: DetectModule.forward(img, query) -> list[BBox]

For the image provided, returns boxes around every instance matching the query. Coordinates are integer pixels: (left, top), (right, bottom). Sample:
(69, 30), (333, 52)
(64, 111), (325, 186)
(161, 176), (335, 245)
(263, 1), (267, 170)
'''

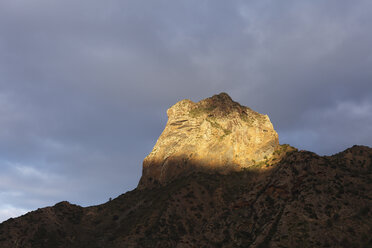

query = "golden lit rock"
(138, 93), (279, 188)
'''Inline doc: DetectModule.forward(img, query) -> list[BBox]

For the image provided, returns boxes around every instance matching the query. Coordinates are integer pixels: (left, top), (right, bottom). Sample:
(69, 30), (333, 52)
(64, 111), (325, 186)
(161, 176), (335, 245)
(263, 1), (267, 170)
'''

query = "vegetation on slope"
(0, 145), (371, 248)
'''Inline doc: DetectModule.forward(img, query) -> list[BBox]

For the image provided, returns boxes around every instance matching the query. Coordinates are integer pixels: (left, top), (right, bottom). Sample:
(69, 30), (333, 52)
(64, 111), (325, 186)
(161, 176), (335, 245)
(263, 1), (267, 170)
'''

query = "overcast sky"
(1, 0), (371, 222)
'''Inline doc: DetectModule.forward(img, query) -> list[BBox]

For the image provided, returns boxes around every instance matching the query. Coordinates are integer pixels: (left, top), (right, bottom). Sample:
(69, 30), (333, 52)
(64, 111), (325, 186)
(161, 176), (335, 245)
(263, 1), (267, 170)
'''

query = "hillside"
(0, 145), (371, 247)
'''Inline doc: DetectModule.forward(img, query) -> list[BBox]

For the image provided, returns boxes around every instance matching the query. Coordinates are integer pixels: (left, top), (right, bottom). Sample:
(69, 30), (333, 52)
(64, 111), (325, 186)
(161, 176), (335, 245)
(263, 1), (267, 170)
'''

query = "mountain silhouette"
(0, 94), (371, 248)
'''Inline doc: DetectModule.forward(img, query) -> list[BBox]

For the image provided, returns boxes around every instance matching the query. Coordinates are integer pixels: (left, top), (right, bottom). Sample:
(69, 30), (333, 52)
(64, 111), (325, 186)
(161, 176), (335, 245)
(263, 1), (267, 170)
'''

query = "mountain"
(1, 93), (371, 248)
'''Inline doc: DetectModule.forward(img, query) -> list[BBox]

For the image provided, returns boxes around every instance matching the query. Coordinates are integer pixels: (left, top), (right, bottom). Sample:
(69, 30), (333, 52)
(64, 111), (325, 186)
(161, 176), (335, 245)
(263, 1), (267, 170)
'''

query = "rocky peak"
(197, 92), (238, 115)
(138, 93), (279, 189)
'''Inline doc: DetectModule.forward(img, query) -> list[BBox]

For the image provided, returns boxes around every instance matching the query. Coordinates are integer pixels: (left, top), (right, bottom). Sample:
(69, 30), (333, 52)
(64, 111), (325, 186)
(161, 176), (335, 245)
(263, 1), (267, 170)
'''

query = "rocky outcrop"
(138, 93), (279, 188)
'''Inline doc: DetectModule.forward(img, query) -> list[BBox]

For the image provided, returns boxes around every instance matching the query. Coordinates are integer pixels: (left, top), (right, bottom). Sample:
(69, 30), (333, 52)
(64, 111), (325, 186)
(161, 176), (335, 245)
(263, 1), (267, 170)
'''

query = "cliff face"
(139, 93), (279, 188)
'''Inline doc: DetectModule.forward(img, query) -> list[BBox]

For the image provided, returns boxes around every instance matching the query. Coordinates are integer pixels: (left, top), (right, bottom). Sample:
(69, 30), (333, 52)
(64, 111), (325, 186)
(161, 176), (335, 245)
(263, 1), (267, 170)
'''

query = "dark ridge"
(1, 145), (371, 247)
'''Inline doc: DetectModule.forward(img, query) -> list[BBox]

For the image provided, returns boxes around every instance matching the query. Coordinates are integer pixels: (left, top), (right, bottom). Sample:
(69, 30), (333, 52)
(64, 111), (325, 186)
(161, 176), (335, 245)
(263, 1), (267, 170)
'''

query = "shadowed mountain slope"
(0, 145), (371, 247)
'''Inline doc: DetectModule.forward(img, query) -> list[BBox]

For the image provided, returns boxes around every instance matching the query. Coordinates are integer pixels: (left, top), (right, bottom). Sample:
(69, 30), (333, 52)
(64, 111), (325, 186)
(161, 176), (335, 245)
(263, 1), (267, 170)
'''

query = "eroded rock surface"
(139, 93), (279, 188)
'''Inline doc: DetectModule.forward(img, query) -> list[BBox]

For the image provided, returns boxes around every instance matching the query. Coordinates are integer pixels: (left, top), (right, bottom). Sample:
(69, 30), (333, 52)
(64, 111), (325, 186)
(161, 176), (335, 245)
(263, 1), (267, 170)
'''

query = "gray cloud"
(0, 0), (371, 222)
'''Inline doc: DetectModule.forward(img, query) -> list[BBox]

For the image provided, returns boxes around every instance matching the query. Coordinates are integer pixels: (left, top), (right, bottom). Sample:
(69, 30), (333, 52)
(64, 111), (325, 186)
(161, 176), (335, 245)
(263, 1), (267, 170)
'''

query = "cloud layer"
(0, 0), (371, 222)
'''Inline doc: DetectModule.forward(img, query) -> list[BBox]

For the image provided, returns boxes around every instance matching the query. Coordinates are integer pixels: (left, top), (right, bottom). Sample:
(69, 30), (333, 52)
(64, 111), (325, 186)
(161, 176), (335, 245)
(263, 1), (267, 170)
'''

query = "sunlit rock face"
(138, 93), (279, 189)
